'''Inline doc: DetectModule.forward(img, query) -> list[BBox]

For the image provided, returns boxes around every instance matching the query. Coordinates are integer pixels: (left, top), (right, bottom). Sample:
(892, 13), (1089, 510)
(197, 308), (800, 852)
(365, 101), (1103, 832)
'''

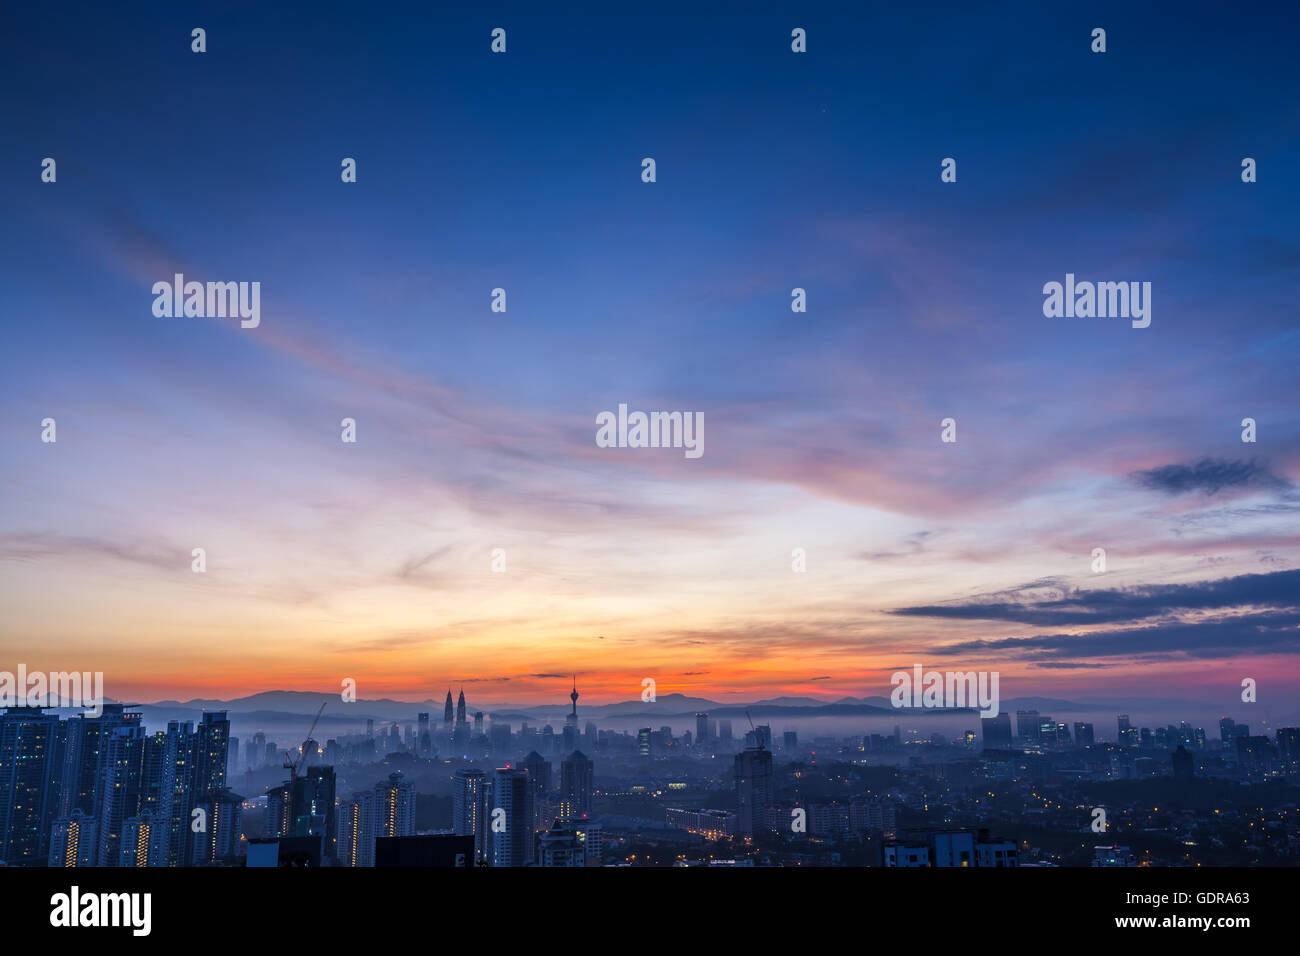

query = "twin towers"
(442, 677), (580, 732)
(443, 688), (466, 727)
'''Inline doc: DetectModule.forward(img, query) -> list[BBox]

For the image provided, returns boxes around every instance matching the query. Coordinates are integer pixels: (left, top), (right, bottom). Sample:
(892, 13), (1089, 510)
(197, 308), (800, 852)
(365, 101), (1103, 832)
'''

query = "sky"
(1, 2), (1298, 710)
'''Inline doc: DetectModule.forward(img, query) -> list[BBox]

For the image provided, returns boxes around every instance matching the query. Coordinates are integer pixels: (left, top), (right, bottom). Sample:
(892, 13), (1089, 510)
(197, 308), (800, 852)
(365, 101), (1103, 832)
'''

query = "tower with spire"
(443, 690), (454, 727)
(563, 677), (580, 752)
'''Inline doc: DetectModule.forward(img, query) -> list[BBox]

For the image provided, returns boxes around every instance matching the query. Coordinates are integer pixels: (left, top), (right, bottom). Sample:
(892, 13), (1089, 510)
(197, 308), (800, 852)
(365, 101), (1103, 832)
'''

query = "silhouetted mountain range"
(80, 688), (1232, 737)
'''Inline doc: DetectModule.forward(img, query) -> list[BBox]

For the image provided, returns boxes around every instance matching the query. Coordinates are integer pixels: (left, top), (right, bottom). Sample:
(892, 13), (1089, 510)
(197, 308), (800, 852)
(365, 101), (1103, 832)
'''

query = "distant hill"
(750, 696), (840, 708)
(113, 689), (1221, 736)
(583, 693), (721, 717)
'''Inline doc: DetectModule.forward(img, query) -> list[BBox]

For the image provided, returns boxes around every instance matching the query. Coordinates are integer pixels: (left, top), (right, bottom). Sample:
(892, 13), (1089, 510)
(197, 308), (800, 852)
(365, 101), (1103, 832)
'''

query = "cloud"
(395, 548), (456, 584)
(861, 530), (934, 561)
(0, 532), (189, 572)
(939, 610), (1300, 663)
(892, 568), (1300, 627)
(1029, 661), (1111, 670)
(348, 633), (434, 651)
(1132, 458), (1290, 496)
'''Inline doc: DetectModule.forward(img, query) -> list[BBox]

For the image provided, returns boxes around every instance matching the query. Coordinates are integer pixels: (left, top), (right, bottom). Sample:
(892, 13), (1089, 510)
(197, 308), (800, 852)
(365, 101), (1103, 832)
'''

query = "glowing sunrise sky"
(1, 3), (1298, 708)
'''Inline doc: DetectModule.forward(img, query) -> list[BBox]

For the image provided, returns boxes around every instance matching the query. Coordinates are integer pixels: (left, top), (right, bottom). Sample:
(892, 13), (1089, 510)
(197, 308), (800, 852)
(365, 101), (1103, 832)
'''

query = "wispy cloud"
(0, 532), (189, 572)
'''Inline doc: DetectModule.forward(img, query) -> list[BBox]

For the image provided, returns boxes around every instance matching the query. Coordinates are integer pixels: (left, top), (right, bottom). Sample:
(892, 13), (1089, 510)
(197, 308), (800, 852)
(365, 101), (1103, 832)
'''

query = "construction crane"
(283, 702), (326, 786)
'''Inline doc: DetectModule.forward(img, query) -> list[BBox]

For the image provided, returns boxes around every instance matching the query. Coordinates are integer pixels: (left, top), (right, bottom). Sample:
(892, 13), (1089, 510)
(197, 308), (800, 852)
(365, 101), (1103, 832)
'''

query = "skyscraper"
(981, 713), (1013, 750)
(1074, 722), (1095, 748)
(137, 729), (170, 859)
(1036, 717), (1060, 746)
(453, 689), (469, 752)
(522, 751), (551, 831)
(734, 746), (773, 837)
(1219, 717), (1236, 745)
(194, 711), (230, 798)
(490, 721), (512, 753)
(337, 790), (376, 867)
(559, 750), (594, 820)
(417, 712), (431, 755)
(453, 768), (488, 862)
(1016, 710), (1041, 743)
(374, 772), (414, 839)
(57, 703), (135, 822)
(696, 713), (710, 747)
(1278, 727), (1300, 769)
(159, 720), (197, 865)
(95, 720), (147, 866)
(0, 706), (64, 864)
(1119, 714), (1138, 746)
(491, 767), (534, 867)
(190, 788), (243, 865)
(294, 766), (338, 862)
(266, 783), (291, 839)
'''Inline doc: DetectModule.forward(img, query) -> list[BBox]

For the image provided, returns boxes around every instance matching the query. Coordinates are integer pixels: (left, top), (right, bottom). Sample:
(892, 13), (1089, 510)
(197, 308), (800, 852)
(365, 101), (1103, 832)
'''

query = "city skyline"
(5, 685), (1297, 870)
(10, 674), (1292, 768)
(25, 677), (1294, 723)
